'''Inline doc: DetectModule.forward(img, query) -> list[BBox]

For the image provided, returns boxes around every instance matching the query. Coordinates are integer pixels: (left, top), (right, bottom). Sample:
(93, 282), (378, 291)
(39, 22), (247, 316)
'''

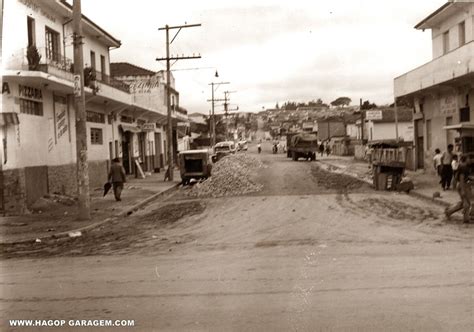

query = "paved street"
(1, 146), (473, 331)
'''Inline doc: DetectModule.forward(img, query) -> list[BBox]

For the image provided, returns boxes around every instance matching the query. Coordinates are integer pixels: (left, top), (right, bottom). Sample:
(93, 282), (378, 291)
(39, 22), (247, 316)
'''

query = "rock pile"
(186, 154), (264, 197)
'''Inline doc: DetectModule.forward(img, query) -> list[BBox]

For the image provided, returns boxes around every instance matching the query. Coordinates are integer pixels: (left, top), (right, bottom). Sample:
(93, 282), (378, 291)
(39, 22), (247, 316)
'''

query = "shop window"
(86, 110), (105, 123)
(45, 27), (60, 61)
(120, 115), (133, 123)
(90, 51), (96, 70)
(90, 128), (103, 145)
(20, 99), (43, 116)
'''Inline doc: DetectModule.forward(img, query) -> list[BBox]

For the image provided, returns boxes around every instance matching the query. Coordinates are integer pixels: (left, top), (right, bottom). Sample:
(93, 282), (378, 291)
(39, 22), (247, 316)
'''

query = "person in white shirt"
(433, 148), (443, 182)
(451, 154), (459, 190)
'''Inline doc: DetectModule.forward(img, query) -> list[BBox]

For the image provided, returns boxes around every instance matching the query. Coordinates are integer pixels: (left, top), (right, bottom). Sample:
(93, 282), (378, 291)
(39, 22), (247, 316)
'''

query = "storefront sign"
(141, 123), (156, 131)
(365, 110), (382, 120)
(2, 82), (10, 94)
(19, 85), (42, 101)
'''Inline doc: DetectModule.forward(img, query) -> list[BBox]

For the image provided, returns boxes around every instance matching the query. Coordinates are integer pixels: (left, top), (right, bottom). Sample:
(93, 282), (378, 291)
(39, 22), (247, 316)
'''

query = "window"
(459, 21), (466, 47)
(20, 99), (43, 116)
(86, 110), (105, 123)
(426, 119), (432, 150)
(27, 17), (35, 47)
(100, 55), (106, 74)
(45, 27), (60, 61)
(120, 115), (133, 123)
(443, 31), (450, 54)
(90, 51), (96, 70)
(90, 128), (103, 145)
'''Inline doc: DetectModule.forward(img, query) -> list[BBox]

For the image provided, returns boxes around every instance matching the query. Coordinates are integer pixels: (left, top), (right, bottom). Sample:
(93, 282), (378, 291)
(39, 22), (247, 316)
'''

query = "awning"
(119, 124), (141, 133)
(443, 124), (474, 131)
(0, 112), (20, 127)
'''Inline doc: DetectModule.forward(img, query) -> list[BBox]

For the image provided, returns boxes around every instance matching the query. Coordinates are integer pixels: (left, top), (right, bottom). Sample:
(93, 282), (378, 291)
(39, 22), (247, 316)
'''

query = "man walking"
(445, 155), (471, 223)
(440, 144), (454, 190)
(108, 158), (126, 201)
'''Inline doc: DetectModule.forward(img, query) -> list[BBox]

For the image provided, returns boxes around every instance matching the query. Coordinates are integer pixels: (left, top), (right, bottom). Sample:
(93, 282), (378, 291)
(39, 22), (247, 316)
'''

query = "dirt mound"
(186, 154), (264, 197)
(311, 165), (366, 190)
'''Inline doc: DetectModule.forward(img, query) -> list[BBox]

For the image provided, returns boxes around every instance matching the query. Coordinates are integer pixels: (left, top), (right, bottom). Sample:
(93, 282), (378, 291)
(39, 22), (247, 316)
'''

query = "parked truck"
(287, 133), (318, 161)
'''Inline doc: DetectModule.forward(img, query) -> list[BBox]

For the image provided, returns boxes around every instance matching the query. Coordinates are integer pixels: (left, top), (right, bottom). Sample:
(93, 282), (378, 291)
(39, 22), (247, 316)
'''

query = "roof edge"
(414, 2), (452, 29)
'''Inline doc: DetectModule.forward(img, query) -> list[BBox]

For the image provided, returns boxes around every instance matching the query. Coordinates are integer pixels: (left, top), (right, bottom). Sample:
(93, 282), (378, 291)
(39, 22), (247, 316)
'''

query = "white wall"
(368, 121), (413, 142)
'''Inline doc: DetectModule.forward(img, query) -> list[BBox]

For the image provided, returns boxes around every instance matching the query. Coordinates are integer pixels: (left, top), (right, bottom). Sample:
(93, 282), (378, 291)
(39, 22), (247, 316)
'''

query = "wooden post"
(73, 0), (90, 220)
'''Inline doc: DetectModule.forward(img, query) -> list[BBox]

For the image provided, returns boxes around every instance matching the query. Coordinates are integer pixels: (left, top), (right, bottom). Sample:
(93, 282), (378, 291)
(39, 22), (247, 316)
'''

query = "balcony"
(394, 41), (474, 98)
(95, 70), (130, 93)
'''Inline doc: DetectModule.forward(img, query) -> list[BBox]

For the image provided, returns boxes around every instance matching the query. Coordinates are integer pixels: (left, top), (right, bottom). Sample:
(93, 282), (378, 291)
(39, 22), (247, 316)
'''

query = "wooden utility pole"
(207, 82), (229, 145)
(360, 98), (365, 142)
(157, 23), (201, 181)
(73, 0), (90, 220)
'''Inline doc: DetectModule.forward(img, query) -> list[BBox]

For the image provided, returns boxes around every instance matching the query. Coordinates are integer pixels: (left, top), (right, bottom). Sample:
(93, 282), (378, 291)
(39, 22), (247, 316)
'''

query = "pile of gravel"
(186, 154), (264, 197)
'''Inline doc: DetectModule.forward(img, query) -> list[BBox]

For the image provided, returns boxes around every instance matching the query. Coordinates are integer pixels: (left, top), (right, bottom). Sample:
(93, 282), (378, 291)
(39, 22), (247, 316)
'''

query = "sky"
(81, 0), (447, 114)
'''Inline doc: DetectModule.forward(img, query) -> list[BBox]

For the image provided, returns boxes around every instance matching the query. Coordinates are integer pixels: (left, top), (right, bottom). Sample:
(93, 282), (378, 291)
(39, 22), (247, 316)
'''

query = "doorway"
(122, 132), (132, 174)
(415, 119), (424, 169)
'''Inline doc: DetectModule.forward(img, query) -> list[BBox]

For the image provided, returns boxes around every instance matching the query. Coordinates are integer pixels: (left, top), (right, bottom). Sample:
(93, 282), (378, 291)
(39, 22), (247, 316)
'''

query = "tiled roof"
(110, 62), (156, 77)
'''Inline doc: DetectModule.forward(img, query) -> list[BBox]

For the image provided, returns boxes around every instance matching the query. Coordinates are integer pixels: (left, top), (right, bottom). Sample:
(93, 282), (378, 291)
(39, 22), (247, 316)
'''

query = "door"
(154, 133), (162, 168)
(415, 119), (424, 169)
(122, 132), (131, 174)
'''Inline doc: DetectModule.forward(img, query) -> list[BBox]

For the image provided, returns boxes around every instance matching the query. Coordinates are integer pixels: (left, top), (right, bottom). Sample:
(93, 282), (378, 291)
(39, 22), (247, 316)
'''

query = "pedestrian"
(440, 144), (454, 190)
(445, 155), (471, 223)
(319, 142), (324, 156)
(451, 154), (459, 190)
(108, 157), (126, 201)
(325, 142), (331, 156)
(433, 148), (443, 182)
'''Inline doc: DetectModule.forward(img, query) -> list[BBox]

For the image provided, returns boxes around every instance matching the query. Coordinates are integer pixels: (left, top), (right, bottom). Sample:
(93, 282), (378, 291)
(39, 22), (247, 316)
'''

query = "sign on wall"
(365, 110), (382, 121)
(440, 94), (456, 115)
(141, 123), (156, 131)
(54, 96), (68, 141)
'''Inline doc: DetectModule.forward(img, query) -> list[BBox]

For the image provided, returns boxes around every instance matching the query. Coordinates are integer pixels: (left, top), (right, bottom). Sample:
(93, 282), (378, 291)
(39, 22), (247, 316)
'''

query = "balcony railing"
(394, 41), (474, 97)
(95, 70), (130, 93)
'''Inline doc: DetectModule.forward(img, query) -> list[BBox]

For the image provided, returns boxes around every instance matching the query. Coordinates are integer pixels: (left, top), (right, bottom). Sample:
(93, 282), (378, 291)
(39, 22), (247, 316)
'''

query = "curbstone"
(0, 183), (181, 245)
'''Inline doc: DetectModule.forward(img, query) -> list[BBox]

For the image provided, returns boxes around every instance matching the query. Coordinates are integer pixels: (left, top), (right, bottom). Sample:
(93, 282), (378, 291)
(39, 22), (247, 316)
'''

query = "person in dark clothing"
(108, 158), (126, 201)
(440, 144), (454, 190)
(445, 155), (471, 223)
(319, 143), (324, 156)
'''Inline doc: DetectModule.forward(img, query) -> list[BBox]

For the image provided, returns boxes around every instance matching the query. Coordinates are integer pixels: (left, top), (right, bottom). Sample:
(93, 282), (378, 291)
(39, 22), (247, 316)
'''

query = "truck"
(287, 133), (318, 161)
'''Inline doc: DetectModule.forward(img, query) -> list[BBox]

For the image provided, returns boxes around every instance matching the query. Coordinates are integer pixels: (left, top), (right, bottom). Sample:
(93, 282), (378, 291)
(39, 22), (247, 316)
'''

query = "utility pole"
(360, 98), (365, 143)
(156, 23), (201, 181)
(207, 81), (229, 145)
(73, 0), (90, 220)
(223, 90), (236, 141)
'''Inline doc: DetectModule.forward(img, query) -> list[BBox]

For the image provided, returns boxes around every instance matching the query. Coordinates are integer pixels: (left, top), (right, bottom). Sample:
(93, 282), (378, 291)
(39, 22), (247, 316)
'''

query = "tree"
(275, 102), (280, 109)
(330, 97), (351, 107)
(361, 100), (377, 110)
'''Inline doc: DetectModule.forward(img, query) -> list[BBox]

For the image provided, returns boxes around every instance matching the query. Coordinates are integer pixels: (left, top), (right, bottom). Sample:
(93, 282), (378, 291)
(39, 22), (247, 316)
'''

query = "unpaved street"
(1, 148), (473, 331)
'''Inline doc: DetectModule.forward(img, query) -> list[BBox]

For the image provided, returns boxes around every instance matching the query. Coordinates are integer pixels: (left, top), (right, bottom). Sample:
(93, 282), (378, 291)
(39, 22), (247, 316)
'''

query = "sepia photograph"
(0, 0), (473, 330)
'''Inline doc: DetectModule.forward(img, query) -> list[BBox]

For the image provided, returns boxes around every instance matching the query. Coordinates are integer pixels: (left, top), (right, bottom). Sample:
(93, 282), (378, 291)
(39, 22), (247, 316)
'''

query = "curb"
(318, 160), (452, 207)
(1, 183), (181, 246)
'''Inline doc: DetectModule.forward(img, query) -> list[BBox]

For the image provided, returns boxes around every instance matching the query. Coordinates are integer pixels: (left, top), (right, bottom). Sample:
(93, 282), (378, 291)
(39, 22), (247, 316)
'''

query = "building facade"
(394, 1), (474, 171)
(0, 0), (186, 214)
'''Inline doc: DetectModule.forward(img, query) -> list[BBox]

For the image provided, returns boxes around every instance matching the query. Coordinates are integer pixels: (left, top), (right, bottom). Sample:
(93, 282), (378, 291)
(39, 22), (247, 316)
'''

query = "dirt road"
(1, 147), (473, 331)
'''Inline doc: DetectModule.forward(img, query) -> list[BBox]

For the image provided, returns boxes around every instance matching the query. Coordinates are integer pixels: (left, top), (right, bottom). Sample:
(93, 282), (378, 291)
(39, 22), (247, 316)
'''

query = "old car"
(212, 141), (236, 162)
(178, 149), (213, 185)
(237, 140), (248, 151)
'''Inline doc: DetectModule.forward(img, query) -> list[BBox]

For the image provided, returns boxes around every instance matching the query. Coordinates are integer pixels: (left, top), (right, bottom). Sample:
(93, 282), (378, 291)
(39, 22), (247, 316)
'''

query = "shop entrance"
(415, 119), (424, 169)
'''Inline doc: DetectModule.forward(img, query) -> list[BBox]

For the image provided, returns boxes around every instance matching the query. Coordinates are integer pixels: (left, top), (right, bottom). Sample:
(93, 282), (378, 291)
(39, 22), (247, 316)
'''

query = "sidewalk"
(317, 155), (459, 207)
(0, 170), (181, 244)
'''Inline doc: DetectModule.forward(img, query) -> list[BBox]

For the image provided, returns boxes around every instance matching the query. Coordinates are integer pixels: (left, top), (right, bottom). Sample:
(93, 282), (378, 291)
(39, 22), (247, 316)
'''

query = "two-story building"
(0, 0), (186, 214)
(394, 1), (474, 171)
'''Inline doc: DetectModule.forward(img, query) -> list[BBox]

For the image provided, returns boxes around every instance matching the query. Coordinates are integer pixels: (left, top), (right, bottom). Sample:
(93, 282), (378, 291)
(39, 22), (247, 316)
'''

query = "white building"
(365, 108), (414, 142)
(0, 0), (186, 214)
(394, 1), (474, 171)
